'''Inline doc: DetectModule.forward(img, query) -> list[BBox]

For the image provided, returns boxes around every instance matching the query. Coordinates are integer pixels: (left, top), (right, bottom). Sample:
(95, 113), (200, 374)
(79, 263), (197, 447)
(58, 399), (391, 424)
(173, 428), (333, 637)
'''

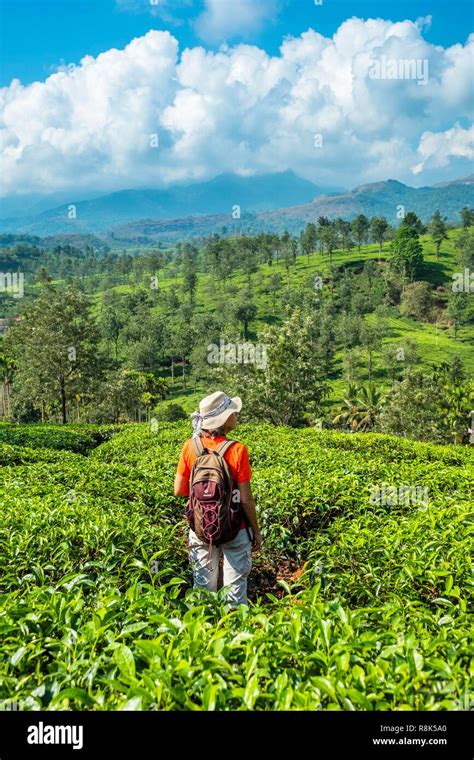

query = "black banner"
(0, 710), (471, 758)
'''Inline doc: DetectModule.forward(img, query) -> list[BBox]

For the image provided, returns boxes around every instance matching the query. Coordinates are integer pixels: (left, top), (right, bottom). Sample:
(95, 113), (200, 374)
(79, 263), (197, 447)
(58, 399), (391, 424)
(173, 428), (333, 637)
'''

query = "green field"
(1, 422), (472, 710)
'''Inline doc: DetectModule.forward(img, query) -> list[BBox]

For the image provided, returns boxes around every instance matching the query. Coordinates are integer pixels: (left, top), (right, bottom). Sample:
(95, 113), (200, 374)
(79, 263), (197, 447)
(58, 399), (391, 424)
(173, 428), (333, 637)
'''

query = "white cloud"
(195, 0), (281, 43)
(116, 0), (281, 37)
(412, 123), (474, 174)
(0, 19), (473, 197)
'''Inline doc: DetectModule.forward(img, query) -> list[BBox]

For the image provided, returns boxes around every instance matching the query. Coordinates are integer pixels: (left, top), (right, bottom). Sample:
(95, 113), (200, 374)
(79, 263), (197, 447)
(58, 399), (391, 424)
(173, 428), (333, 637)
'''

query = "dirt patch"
(216, 555), (302, 601)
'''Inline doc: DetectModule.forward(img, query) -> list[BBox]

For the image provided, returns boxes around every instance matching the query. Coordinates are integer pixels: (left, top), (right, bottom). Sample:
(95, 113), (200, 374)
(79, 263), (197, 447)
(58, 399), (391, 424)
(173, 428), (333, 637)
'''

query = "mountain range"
(0, 172), (334, 236)
(1, 173), (472, 241)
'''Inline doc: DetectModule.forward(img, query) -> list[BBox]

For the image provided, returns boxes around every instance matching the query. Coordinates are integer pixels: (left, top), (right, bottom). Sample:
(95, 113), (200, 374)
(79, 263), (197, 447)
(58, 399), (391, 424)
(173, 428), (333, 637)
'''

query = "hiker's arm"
(238, 480), (261, 534)
(174, 473), (189, 498)
(175, 445), (190, 497)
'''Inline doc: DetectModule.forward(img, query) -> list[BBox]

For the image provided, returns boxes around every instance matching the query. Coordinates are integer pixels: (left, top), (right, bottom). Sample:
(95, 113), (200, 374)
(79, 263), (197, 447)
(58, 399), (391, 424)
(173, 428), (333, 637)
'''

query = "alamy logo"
(369, 483), (429, 508)
(368, 55), (429, 86)
(207, 340), (267, 369)
(452, 268), (474, 293)
(27, 722), (83, 750)
(0, 272), (24, 299)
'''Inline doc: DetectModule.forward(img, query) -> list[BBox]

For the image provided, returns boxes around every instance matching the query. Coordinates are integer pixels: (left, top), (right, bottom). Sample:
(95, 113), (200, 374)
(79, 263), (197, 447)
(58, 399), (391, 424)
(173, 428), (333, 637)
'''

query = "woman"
(174, 391), (262, 606)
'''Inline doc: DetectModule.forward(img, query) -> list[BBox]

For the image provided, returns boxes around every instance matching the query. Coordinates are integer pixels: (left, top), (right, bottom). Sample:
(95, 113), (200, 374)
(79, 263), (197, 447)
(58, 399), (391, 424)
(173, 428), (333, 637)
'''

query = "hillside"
(259, 178), (474, 230)
(1, 227), (473, 419)
(102, 230), (474, 383)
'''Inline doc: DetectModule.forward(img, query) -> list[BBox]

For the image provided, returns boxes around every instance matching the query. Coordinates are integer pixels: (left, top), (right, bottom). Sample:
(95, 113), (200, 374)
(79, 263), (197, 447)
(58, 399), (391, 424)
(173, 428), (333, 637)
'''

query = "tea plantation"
(0, 422), (472, 711)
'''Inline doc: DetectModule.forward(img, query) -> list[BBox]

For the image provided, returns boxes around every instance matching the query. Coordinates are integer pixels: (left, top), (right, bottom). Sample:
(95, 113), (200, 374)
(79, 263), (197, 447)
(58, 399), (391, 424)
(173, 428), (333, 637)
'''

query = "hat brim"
(203, 396), (242, 430)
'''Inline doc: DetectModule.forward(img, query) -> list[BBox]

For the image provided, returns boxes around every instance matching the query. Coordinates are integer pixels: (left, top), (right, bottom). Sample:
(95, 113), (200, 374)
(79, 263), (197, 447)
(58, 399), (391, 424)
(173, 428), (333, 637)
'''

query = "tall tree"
(237, 237), (259, 289)
(146, 248), (165, 279)
(320, 223), (339, 263)
(281, 231), (295, 280)
(167, 310), (197, 389)
(403, 211), (425, 235)
(390, 224), (424, 282)
(351, 214), (370, 252)
(226, 308), (328, 427)
(256, 233), (279, 267)
(460, 206), (474, 228)
(300, 223), (318, 259)
(268, 273), (283, 313)
(454, 228), (474, 270)
(232, 297), (257, 340)
(335, 218), (353, 251)
(447, 293), (470, 338)
(370, 216), (389, 254)
(100, 303), (127, 362)
(6, 285), (103, 423)
(317, 216), (330, 253)
(181, 243), (198, 304)
(428, 210), (448, 260)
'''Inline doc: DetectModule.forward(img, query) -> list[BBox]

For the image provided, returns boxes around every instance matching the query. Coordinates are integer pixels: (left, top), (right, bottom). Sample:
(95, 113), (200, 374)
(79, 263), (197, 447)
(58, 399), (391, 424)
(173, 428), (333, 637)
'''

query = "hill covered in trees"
(0, 206), (473, 444)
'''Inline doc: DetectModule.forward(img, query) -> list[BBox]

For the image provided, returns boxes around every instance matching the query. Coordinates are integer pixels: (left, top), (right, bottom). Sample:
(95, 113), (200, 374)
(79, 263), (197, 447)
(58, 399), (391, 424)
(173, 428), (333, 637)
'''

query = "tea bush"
(0, 422), (472, 711)
(0, 425), (97, 454)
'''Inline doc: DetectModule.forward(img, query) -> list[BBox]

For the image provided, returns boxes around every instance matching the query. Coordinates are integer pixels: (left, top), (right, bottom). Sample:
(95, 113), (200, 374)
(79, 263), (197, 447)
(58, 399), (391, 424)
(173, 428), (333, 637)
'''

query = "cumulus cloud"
(412, 123), (474, 174)
(0, 19), (472, 197)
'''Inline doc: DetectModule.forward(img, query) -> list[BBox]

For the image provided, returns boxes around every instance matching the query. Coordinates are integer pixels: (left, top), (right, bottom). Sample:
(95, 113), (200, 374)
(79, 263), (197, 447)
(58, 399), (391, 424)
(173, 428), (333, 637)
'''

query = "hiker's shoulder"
(181, 437), (194, 454)
(228, 439), (249, 457)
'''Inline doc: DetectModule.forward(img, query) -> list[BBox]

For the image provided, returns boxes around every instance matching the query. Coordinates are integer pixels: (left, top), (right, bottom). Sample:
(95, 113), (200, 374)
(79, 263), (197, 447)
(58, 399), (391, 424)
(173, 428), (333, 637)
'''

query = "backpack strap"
(215, 439), (236, 457)
(216, 439), (253, 542)
(192, 436), (206, 457)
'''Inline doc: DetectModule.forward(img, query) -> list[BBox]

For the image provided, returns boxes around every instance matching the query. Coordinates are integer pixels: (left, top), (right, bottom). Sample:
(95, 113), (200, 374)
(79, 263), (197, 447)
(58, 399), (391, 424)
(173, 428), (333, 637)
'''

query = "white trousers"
(188, 527), (253, 606)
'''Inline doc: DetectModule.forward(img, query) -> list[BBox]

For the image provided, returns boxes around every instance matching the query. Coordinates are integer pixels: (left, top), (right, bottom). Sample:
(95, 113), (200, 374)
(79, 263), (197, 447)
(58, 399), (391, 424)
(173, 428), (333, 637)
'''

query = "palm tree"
(332, 384), (361, 431)
(333, 384), (384, 432)
(354, 385), (383, 431)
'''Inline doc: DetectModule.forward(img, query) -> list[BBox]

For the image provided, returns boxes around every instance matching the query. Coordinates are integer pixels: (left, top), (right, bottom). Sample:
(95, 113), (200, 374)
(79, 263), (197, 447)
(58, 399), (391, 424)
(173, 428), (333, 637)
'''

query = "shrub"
(0, 421), (471, 710)
(152, 403), (187, 422)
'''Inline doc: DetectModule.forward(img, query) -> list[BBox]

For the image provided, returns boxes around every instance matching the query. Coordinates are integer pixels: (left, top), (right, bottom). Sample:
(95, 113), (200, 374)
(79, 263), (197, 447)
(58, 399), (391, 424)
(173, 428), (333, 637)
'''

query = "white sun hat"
(191, 391), (242, 438)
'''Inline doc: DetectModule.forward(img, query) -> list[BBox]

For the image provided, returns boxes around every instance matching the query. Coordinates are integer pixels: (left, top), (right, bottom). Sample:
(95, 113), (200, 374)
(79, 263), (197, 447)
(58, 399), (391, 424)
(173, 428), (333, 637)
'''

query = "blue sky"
(1, 0), (473, 198)
(1, 0), (472, 86)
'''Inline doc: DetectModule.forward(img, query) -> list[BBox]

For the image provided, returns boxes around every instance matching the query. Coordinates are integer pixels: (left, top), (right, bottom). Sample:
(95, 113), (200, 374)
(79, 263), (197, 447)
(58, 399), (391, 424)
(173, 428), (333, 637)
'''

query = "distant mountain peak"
(1, 173), (472, 239)
(432, 174), (474, 188)
(352, 179), (408, 193)
(0, 172), (335, 234)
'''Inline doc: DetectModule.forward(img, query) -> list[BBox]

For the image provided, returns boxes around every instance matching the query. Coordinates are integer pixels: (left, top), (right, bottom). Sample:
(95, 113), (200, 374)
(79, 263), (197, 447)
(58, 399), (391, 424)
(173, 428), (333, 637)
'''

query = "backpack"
(185, 437), (247, 548)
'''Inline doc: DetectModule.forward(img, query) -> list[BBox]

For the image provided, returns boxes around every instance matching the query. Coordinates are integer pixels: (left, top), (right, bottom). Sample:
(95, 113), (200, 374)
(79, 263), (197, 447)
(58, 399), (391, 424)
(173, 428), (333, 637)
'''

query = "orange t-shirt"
(176, 435), (252, 530)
